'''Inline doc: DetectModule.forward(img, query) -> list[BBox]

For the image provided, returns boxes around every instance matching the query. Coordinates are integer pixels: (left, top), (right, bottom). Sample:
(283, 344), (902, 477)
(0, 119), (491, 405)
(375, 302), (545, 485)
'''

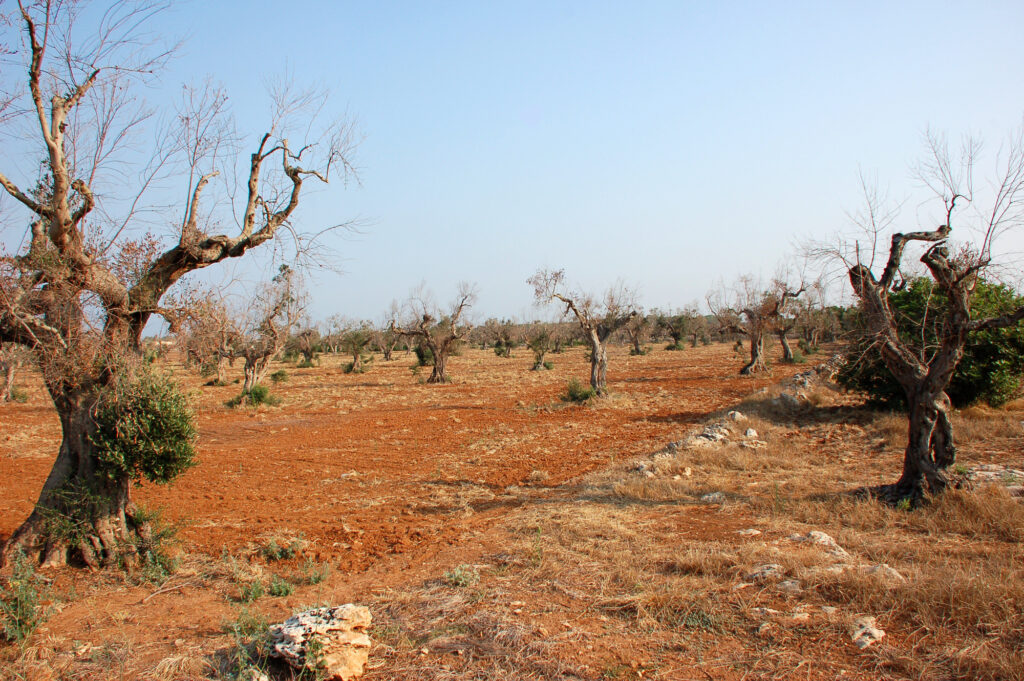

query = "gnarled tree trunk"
(428, 343), (448, 383)
(886, 389), (955, 501)
(2, 386), (144, 569)
(777, 330), (794, 362)
(740, 333), (766, 375)
(588, 329), (610, 395)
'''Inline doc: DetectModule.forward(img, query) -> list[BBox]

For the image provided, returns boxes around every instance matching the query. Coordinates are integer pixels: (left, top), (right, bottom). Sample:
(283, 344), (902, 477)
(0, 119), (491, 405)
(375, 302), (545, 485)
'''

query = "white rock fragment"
(863, 563), (905, 583)
(789, 531), (850, 558)
(744, 428), (758, 438)
(849, 616), (885, 649)
(701, 491), (726, 504)
(745, 564), (784, 582)
(268, 605), (372, 681)
(777, 579), (802, 594)
(735, 528), (762, 537)
(727, 411), (747, 422)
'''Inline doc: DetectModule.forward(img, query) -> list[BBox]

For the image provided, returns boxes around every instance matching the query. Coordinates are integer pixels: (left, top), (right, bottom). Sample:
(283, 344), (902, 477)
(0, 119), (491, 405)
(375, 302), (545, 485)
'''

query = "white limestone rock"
(268, 604), (372, 680)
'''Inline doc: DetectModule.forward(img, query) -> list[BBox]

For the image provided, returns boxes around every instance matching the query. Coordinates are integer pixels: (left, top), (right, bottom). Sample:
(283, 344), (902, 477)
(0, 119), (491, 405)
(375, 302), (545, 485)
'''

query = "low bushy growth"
(1, 550), (51, 643)
(562, 378), (596, 404)
(90, 369), (197, 484)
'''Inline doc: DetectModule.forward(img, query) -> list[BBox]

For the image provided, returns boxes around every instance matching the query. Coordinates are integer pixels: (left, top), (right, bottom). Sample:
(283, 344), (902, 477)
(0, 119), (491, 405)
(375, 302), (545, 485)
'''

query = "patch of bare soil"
(1, 343), (1022, 680)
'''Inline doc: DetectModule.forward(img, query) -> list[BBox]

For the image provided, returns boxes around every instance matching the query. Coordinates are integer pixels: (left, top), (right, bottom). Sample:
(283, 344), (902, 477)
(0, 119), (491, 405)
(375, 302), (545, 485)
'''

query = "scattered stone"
(687, 422), (733, 448)
(757, 622), (773, 635)
(268, 605), (372, 681)
(863, 563), (905, 582)
(744, 428), (758, 438)
(849, 616), (885, 649)
(777, 579), (802, 594)
(727, 410), (747, 422)
(821, 606), (838, 616)
(787, 611), (811, 622)
(736, 528), (762, 537)
(739, 440), (767, 450)
(789, 531), (850, 558)
(773, 392), (804, 411)
(745, 564), (784, 582)
(701, 491), (726, 504)
(750, 607), (782, 618)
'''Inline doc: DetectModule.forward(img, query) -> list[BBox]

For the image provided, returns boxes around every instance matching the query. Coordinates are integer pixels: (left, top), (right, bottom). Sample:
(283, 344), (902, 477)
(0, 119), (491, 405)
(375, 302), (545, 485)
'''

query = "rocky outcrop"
(267, 605), (372, 680)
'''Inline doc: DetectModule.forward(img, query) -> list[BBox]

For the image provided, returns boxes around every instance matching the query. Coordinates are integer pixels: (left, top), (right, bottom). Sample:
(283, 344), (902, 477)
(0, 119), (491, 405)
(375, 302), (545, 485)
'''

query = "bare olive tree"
(0, 342), (32, 401)
(483, 317), (519, 357)
(708, 275), (804, 375)
(526, 321), (554, 370)
(177, 299), (240, 384)
(371, 302), (401, 361)
(829, 130), (1024, 502)
(528, 269), (637, 396)
(236, 266), (304, 396)
(623, 311), (650, 355)
(391, 283), (477, 383)
(0, 3), (355, 567)
(341, 320), (374, 373)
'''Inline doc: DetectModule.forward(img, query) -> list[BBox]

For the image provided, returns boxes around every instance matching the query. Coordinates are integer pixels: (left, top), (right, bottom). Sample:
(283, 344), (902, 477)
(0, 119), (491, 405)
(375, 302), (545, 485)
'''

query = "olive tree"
(708, 275), (804, 374)
(0, 343), (32, 401)
(391, 283), (477, 384)
(0, 2), (355, 567)
(237, 267), (302, 396)
(528, 268), (637, 396)
(830, 130), (1024, 502)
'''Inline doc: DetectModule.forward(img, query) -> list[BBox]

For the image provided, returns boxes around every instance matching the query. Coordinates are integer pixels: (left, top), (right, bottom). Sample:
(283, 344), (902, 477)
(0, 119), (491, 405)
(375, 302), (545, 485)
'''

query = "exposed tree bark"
(777, 329), (794, 362)
(741, 333), (767, 375)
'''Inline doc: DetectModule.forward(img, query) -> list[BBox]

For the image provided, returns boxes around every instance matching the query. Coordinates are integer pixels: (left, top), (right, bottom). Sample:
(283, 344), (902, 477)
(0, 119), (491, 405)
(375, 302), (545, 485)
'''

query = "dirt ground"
(1, 343), (1022, 680)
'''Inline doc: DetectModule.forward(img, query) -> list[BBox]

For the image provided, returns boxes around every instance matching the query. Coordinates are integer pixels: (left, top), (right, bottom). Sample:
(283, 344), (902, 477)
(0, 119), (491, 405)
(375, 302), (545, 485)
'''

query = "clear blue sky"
(13, 1), (1024, 323)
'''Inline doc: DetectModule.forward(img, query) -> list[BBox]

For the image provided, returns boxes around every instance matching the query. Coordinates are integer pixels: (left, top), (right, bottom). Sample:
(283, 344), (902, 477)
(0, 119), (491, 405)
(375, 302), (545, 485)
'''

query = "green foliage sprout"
(838, 278), (1024, 408)
(89, 370), (197, 484)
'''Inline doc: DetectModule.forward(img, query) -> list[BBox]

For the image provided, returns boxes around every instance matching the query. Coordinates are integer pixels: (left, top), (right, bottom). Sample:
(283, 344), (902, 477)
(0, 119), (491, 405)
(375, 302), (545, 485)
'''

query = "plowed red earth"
(0, 344), (804, 675)
(3, 344), (795, 569)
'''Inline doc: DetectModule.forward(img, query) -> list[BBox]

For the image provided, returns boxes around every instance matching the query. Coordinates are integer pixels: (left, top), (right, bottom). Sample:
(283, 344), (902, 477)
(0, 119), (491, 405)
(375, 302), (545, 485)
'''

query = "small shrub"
(268, 574), (294, 597)
(302, 558), (332, 585)
(1, 550), (51, 643)
(238, 580), (265, 603)
(562, 378), (596, 404)
(8, 386), (28, 403)
(296, 359), (317, 369)
(131, 505), (181, 583)
(414, 344), (434, 367)
(269, 369), (288, 384)
(443, 564), (479, 588)
(222, 607), (271, 679)
(225, 384), (281, 408)
(543, 360), (554, 371)
(798, 339), (818, 356)
(786, 349), (806, 364)
(261, 536), (303, 561)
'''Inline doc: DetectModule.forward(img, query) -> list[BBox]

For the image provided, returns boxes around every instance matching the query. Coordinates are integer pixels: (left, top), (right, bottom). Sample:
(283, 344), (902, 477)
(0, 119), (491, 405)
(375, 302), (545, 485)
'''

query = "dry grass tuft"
(915, 484), (1024, 542)
(954, 404), (1023, 441)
